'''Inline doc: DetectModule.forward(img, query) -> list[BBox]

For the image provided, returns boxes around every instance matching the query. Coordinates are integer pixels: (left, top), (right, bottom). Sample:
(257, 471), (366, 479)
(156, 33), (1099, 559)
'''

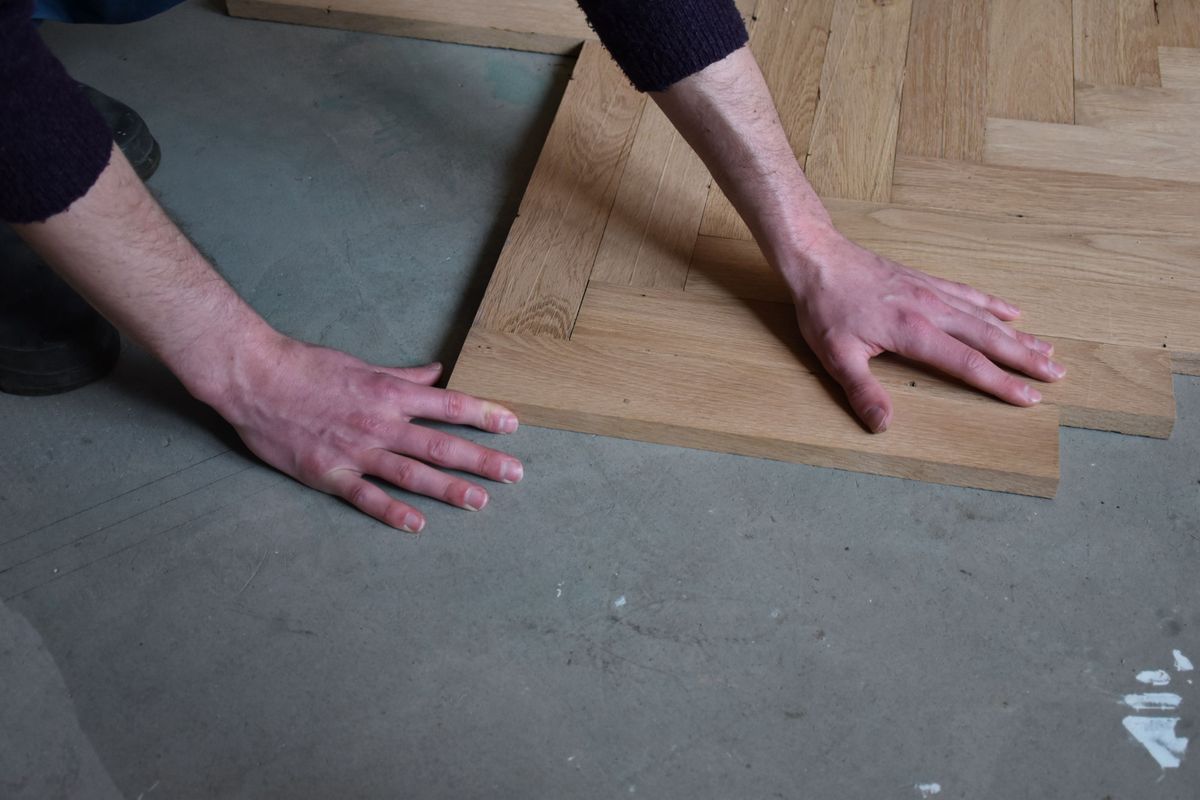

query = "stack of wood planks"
(227, 0), (1200, 497)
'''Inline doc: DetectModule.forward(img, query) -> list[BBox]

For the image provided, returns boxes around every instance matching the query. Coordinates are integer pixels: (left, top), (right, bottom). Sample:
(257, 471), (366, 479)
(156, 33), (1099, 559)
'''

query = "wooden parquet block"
(225, 1), (1199, 495)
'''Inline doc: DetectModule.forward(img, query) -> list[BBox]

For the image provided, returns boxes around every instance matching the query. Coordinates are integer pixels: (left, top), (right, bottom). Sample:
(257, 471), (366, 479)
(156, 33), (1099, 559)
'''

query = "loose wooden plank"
(1075, 85), (1200, 136)
(984, 116), (1200, 184)
(227, 0), (759, 55)
(698, 0), (838, 240)
(450, 329), (1060, 497)
(471, 43), (644, 336)
(1073, 0), (1162, 87)
(573, 282), (1175, 438)
(986, 0), (1074, 123)
(686, 222), (1200, 375)
(891, 155), (1200, 235)
(804, 0), (912, 202)
(1159, 47), (1200, 89)
(590, 102), (711, 290)
(896, 0), (987, 161)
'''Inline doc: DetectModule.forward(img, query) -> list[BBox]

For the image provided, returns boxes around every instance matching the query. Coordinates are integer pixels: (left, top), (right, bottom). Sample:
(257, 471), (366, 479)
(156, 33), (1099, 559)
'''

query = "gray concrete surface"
(1, 2), (1198, 797)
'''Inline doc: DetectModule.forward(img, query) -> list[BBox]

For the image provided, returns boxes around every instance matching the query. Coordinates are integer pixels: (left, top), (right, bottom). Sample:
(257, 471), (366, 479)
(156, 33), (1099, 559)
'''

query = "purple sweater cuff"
(577, 0), (749, 92)
(1, 0), (112, 224)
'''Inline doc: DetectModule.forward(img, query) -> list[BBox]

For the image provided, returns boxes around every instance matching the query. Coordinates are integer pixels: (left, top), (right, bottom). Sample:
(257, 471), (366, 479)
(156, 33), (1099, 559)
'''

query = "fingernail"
(1036, 339), (1054, 355)
(1049, 360), (1067, 379)
(402, 513), (424, 533)
(464, 488), (487, 511)
(1026, 386), (1043, 404)
(865, 406), (888, 433)
(499, 414), (518, 434)
(501, 460), (524, 483)
(1006, 302), (1022, 316)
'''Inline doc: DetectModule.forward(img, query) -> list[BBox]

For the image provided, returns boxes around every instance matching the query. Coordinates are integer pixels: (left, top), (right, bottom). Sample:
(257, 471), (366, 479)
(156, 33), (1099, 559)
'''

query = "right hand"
(203, 333), (523, 532)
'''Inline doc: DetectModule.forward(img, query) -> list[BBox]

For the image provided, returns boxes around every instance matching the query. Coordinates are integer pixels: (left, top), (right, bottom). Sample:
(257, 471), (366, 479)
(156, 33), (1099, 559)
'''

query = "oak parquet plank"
(450, 329), (1060, 497)
(686, 222), (1200, 375)
(1154, 1), (1200, 49)
(986, 0), (1074, 123)
(698, 0), (838, 240)
(896, 0), (987, 161)
(892, 155), (1200, 236)
(983, 116), (1200, 184)
(590, 103), (710, 290)
(1159, 47), (1200, 88)
(804, 0), (912, 202)
(1073, 0), (1162, 87)
(471, 43), (644, 337)
(1075, 85), (1200, 136)
(573, 282), (1174, 438)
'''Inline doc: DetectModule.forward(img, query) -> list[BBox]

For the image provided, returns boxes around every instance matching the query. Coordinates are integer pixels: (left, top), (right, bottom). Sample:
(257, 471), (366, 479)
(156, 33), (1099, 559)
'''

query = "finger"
(925, 275), (1022, 322)
(895, 321), (1042, 406)
(365, 450), (489, 511)
(819, 342), (894, 433)
(326, 469), (425, 532)
(933, 292), (1055, 356)
(378, 361), (443, 386)
(400, 383), (519, 434)
(941, 312), (1067, 383)
(394, 426), (524, 484)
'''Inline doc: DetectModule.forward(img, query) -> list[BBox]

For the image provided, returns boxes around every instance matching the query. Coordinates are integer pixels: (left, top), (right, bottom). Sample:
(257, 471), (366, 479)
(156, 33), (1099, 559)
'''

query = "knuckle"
(962, 349), (991, 375)
(897, 311), (930, 340)
(425, 436), (454, 465)
(392, 459), (416, 487)
(442, 391), (467, 421)
(346, 482), (372, 508)
(910, 286), (941, 307)
(980, 323), (1005, 345)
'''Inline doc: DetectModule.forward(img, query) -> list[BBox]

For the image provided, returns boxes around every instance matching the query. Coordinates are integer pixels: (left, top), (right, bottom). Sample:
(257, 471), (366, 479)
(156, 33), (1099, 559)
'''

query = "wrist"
(169, 308), (284, 420)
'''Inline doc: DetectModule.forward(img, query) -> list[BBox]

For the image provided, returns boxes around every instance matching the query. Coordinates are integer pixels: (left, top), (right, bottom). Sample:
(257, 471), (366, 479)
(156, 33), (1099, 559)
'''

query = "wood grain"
(804, 0), (912, 202)
(1073, 0), (1162, 87)
(896, 0), (987, 161)
(892, 155), (1200, 235)
(1154, 1), (1200, 48)
(698, 0), (837, 240)
(450, 329), (1060, 497)
(472, 43), (644, 337)
(1159, 47), (1200, 89)
(1075, 85), (1200, 136)
(227, 0), (760, 54)
(573, 282), (1175, 438)
(590, 103), (711, 290)
(986, 0), (1073, 123)
(686, 222), (1200, 375)
(984, 117), (1200, 184)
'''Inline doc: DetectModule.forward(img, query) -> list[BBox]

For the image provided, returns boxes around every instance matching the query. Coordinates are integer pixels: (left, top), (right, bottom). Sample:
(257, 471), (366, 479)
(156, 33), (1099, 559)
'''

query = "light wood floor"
(229, 0), (1200, 497)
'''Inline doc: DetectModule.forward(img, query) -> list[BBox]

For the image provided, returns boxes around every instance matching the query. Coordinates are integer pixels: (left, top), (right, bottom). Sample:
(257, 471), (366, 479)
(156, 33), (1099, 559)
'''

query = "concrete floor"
(2, 2), (1198, 797)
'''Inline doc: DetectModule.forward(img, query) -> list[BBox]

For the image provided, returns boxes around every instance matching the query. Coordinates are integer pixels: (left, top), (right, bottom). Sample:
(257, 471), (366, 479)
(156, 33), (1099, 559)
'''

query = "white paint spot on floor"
(915, 783), (941, 797)
(1123, 692), (1182, 711)
(769, 608), (782, 619)
(1122, 717), (1188, 769)
(555, 582), (563, 599)
(1136, 670), (1171, 686)
(613, 595), (626, 608)
(1174, 649), (1194, 672)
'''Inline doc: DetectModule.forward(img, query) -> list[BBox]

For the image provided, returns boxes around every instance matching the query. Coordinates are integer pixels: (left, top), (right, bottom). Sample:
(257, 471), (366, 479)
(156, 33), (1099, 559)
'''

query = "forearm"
(651, 46), (835, 282)
(11, 144), (276, 408)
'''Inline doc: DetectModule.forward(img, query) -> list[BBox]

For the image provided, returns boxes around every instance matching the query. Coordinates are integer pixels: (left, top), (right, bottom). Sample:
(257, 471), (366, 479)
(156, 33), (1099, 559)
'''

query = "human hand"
(784, 228), (1066, 433)
(204, 334), (523, 532)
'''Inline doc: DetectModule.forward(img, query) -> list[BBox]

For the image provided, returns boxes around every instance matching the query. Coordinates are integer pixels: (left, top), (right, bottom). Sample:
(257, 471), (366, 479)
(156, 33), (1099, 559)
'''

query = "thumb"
(823, 347), (893, 433)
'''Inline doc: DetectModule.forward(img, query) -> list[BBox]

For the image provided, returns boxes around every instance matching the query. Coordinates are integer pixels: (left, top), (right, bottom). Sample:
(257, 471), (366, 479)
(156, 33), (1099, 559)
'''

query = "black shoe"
(80, 83), (161, 181)
(0, 227), (121, 396)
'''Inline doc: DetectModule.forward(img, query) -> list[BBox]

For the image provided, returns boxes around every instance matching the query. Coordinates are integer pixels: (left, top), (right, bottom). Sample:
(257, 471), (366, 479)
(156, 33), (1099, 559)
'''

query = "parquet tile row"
(228, 0), (1200, 496)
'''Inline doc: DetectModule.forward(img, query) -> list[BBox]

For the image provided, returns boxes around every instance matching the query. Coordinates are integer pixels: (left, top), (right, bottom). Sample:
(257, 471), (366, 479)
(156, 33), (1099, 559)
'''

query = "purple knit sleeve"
(0, 0), (113, 224)
(576, 0), (749, 92)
